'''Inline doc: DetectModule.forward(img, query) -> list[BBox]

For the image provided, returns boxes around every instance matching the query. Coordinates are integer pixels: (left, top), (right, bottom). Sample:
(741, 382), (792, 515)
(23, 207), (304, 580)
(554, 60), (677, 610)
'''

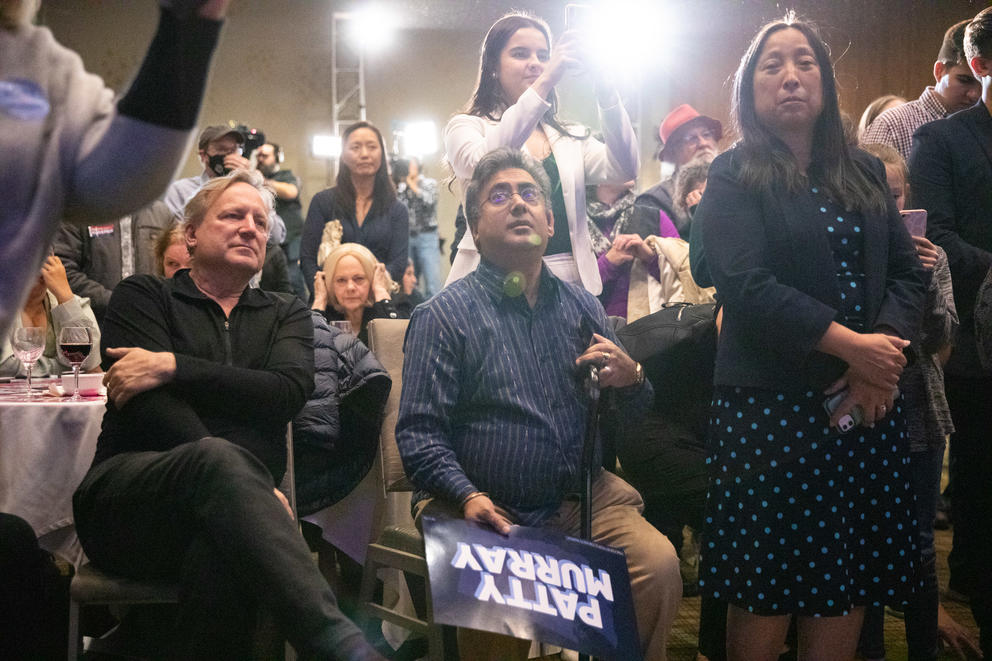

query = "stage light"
(311, 134), (342, 159)
(397, 120), (438, 158)
(573, 1), (673, 82)
(347, 5), (397, 53)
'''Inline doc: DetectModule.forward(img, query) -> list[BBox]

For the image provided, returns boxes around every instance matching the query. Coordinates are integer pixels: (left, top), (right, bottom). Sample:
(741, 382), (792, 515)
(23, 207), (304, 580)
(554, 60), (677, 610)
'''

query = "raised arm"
(67, 4), (229, 223)
(582, 95), (640, 185)
(443, 88), (551, 182)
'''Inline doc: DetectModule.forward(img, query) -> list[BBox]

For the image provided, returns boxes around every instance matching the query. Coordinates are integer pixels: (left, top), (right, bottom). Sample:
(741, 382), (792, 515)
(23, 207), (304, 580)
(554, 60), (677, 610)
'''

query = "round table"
(0, 381), (105, 565)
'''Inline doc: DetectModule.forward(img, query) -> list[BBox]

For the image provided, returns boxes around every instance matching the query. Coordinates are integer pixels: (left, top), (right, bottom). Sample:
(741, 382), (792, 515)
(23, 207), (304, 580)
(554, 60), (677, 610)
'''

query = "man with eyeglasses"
(632, 104), (723, 236)
(396, 147), (682, 660)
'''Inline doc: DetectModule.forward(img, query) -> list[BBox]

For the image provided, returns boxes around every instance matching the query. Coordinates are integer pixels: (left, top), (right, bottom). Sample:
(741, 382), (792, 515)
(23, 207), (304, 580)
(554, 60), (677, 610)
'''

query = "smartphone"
(565, 3), (593, 31)
(823, 387), (900, 432)
(823, 390), (863, 432)
(901, 209), (927, 237)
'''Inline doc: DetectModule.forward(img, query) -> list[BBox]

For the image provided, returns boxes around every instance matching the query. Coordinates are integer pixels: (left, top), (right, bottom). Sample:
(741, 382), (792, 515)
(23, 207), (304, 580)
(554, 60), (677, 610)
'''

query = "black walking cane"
(578, 363), (601, 661)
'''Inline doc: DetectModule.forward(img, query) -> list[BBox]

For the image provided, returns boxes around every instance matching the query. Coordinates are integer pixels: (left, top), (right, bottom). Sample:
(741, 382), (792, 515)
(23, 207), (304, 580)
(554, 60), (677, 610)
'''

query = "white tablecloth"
(0, 386), (104, 565)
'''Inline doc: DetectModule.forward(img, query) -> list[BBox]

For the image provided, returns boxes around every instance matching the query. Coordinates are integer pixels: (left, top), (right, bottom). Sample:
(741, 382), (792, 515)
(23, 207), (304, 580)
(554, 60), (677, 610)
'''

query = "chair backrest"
(366, 319), (412, 494)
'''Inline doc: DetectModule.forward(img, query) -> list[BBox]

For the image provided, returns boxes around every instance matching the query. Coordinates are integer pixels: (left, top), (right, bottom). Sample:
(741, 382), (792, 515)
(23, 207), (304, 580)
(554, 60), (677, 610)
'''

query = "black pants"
(943, 375), (992, 655)
(73, 438), (378, 661)
(617, 411), (709, 556)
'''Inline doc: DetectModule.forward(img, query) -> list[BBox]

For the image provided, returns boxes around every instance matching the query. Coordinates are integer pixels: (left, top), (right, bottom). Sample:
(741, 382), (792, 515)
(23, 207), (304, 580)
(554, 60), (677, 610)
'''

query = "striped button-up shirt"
(862, 87), (949, 162)
(396, 259), (652, 526)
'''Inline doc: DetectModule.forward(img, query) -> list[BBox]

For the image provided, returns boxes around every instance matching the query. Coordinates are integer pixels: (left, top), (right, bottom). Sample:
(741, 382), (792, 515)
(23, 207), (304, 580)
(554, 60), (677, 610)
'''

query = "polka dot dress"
(699, 188), (919, 616)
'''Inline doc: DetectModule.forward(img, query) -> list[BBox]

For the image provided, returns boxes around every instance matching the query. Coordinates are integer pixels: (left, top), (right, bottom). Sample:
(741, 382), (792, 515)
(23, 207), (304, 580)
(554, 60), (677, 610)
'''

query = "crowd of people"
(2, 0), (992, 659)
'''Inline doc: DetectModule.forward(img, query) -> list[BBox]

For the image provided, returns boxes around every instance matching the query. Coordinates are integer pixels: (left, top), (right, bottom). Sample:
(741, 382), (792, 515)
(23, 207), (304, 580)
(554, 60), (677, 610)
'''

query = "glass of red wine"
(57, 326), (93, 401)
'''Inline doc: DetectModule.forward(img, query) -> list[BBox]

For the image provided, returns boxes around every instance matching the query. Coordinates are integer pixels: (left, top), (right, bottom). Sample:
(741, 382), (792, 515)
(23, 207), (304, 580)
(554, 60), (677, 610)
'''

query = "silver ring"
(602, 351), (611, 361)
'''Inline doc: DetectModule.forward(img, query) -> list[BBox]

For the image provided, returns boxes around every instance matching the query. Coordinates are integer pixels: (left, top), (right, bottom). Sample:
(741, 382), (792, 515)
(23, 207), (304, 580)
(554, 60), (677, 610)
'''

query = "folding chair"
(357, 318), (451, 660)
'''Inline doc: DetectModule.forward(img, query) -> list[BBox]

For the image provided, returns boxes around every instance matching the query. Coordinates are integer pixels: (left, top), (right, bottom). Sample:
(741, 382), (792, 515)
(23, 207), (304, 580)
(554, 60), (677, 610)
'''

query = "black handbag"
(616, 302), (718, 434)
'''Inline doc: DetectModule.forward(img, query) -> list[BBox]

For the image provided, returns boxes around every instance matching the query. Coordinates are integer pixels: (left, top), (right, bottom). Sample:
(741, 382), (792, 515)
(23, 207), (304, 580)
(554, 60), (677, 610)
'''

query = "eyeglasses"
(679, 129), (715, 148)
(484, 186), (543, 207)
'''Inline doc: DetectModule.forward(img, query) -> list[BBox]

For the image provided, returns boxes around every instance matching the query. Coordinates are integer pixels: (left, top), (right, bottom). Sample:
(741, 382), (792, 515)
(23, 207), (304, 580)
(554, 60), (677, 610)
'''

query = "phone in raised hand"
(565, 3), (593, 31)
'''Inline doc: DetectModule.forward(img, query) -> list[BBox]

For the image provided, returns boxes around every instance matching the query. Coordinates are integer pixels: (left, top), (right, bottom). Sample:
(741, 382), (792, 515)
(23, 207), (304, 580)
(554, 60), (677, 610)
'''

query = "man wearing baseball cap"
(632, 104), (722, 235)
(162, 124), (287, 255)
(162, 125), (249, 218)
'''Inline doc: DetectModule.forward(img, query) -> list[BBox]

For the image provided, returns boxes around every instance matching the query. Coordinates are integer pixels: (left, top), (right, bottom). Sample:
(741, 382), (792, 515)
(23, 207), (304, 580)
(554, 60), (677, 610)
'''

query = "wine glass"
(328, 320), (354, 335)
(57, 326), (93, 401)
(12, 327), (45, 398)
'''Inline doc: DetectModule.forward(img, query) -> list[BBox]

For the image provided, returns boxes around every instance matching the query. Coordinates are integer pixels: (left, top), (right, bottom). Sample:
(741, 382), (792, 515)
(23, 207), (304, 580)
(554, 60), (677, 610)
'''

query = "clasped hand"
(826, 332), (909, 427)
(845, 332), (909, 390)
(605, 234), (655, 267)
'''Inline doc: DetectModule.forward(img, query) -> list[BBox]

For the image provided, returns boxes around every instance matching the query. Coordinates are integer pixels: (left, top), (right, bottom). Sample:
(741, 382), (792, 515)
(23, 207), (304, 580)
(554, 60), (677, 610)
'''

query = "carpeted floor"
(665, 526), (980, 660)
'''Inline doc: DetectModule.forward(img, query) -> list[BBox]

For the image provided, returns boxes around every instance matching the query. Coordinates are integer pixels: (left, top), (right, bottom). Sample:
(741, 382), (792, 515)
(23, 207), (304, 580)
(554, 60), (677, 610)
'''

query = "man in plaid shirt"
(862, 19), (980, 160)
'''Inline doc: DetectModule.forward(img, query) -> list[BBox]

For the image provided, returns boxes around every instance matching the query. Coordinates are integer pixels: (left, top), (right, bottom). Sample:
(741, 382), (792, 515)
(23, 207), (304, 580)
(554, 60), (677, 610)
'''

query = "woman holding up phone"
(443, 11), (639, 295)
(693, 15), (926, 659)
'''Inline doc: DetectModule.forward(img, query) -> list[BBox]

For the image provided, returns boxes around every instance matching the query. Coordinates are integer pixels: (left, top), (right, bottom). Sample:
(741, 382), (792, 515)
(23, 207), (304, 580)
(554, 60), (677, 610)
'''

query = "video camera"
(389, 156), (410, 186)
(235, 124), (266, 160)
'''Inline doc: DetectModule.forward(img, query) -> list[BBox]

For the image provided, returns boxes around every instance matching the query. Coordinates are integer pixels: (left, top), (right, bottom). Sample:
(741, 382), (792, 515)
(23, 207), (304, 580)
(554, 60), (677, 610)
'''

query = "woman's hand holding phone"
(824, 373), (898, 430)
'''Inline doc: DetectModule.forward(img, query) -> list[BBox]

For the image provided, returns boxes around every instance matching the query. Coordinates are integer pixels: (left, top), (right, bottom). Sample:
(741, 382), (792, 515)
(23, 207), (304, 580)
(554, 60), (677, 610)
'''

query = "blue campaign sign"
(422, 515), (642, 661)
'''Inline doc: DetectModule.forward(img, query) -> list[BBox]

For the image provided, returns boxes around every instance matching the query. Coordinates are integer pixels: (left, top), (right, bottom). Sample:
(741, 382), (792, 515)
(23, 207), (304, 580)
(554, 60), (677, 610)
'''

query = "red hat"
(658, 104), (723, 163)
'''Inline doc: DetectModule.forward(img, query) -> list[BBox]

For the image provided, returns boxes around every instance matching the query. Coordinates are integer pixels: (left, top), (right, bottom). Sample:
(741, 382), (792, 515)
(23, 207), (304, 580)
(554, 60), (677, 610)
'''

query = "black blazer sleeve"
(383, 200), (410, 282)
(697, 151), (837, 363)
(697, 149), (924, 389)
(911, 117), (992, 314)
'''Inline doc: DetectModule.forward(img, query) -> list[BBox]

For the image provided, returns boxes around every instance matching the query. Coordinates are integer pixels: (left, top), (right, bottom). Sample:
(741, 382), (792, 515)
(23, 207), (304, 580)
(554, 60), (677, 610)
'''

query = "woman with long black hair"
(300, 121), (408, 289)
(444, 12), (639, 295)
(694, 14), (926, 659)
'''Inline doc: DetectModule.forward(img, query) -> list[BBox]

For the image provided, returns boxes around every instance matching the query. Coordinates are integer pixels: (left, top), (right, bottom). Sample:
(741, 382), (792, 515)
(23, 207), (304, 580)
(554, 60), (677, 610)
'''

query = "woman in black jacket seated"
(312, 243), (402, 346)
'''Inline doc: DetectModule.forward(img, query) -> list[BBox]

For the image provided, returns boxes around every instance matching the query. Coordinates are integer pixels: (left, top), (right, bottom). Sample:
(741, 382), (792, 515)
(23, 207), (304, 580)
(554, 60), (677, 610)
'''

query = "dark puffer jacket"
(294, 311), (391, 516)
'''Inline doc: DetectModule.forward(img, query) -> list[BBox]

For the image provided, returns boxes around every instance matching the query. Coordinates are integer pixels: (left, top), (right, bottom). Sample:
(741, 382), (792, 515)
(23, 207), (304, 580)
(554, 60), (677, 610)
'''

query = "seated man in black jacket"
(72, 170), (384, 661)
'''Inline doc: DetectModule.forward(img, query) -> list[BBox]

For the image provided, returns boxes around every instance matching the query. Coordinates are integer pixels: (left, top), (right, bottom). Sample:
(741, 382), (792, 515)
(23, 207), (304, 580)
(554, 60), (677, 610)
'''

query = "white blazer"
(443, 87), (639, 296)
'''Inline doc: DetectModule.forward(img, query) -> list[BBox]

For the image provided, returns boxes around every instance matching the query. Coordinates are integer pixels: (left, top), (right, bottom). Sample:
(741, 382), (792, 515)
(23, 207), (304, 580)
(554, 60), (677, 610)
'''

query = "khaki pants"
(416, 470), (682, 660)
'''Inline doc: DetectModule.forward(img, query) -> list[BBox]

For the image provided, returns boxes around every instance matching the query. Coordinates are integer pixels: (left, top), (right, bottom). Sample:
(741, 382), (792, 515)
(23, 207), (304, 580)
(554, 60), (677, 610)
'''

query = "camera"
(235, 124), (266, 161)
(390, 157), (410, 186)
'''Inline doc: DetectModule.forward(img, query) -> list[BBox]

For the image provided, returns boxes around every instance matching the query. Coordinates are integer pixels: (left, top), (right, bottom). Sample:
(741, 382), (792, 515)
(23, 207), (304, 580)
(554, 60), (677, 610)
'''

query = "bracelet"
(633, 362), (645, 387)
(461, 491), (489, 511)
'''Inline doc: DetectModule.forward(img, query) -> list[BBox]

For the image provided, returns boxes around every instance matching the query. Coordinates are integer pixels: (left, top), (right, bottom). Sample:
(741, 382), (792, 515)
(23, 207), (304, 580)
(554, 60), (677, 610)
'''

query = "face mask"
(207, 153), (231, 177)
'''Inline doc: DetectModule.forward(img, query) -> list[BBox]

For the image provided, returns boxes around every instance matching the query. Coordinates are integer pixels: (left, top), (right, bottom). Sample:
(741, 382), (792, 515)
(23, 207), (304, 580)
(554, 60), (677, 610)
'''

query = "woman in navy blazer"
(693, 15), (926, 660)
